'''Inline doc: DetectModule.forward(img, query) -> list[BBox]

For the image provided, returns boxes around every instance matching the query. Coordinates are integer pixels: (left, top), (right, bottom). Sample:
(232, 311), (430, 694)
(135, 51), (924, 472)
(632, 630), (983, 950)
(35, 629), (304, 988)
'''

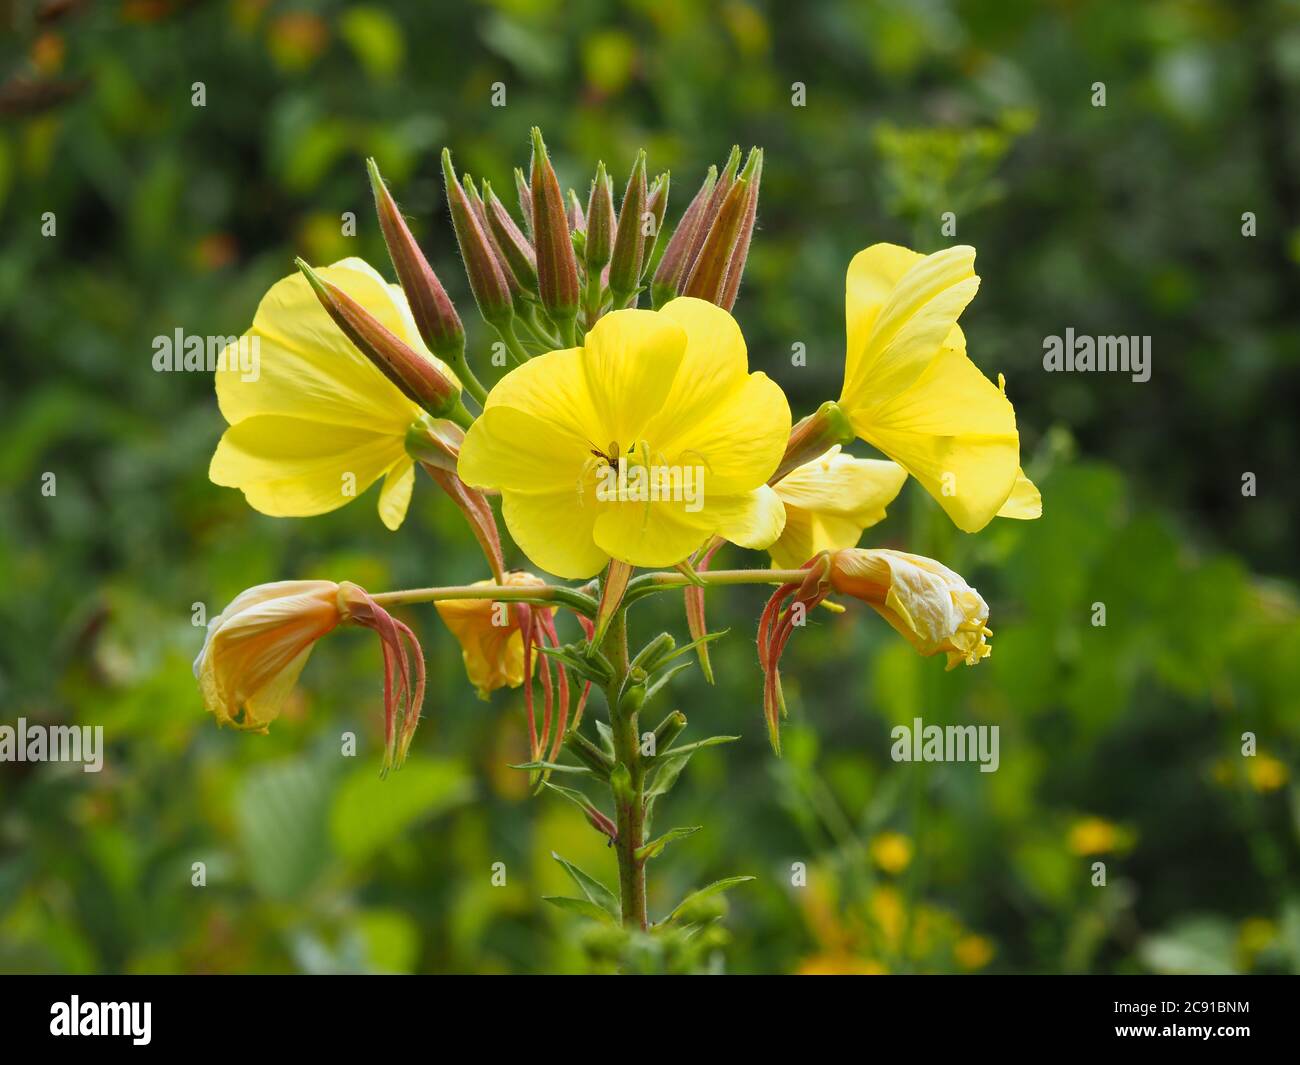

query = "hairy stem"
(624, 566), (811, 604)
(370, 583), (598, 617)
(602, 608), (648, 930)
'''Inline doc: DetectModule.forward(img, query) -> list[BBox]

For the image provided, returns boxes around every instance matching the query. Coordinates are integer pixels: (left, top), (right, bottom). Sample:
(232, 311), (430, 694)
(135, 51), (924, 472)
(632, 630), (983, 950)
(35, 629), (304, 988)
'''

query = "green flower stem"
(494, 318), (532, 365)
(623, 566), (811, 604)
(443, 350), (488, 407)
(370, 583), (598, 618)
(600, 608), (649, 930)
(522, 304), (562, 349)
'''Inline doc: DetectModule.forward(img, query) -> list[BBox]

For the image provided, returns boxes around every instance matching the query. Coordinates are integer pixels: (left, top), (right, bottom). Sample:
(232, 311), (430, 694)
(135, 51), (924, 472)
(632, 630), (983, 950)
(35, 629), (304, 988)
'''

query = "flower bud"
(441, 147), (514, 327)
(463, 172), (525, 303)
(643, 172), (670, 277)
(568, 188), (586, 233)
(608, 149), (648, 307)
(681, 174), (748, 304)
(650, 165), (715, 308)
(482, 179), (539, 292)
(584, 160), (615, 273)
(684, 145), (740, 279)
(529, 128), (581, 327)
(366, 158), (466, 361)
(829, 549), (993, 669)
(770, 400), (856, 484)
(295, 258), (465, 422)
(719, 148), (762, 310)
(514, 166), (533, 238)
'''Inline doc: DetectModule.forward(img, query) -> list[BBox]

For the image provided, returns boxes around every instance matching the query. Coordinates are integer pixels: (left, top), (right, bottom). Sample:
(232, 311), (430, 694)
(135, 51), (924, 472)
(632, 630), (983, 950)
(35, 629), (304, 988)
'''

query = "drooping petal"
(997, 468), (1042, 520)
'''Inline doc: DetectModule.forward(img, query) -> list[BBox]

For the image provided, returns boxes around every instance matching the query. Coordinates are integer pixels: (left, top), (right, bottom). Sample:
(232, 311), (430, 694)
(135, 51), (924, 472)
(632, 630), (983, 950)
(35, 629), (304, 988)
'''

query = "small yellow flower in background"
(458, 298), (792, 578)
(1237, 917), (1277, 967)
(435, 571), (548, 699)
(194, 580), (342, 731)
(829, 548), (992, 668)
(953, 933), (995, 971)
(209, 257), (458, 531)
(837, 244), (1025, 533)
(1247, 754), (1289, 792)
(869, 831), (914, 875)
(1068, 816), (1121, 856)
(797, 954), (887, 975)
(768, 446), (907, 569)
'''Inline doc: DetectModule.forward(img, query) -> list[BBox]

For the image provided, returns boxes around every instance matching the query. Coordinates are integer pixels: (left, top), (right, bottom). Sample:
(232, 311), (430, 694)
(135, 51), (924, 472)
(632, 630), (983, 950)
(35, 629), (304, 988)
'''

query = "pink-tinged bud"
(608, 149), (648, 306)
(441, 148), (514, 327)
(683, 145), (740, 280)
(643, 172), (670, 277)
(366, 158), (466, 361)
(719, 148), (762, 311)
(568, 188), (585, 233)
(463, 172), (524, 303)
(482, 179), (538, 292)
(681, 174), (748, 304)
(529, 127), (581, 327)
(514, 166), (533, 239)
(584, 160), (615, 272)
(651, 164), (715, 309)
(295, 258), (465, 422)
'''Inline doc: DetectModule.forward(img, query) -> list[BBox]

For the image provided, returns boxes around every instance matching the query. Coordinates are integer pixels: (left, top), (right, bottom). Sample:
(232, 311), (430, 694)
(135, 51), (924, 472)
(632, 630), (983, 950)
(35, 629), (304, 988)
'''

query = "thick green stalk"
(601, 608), (648, 930)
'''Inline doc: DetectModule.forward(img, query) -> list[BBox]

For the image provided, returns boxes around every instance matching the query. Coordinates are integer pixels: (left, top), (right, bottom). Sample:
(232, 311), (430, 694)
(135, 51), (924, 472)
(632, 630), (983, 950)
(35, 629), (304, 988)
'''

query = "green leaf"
(538, 643), (611, 685)
(654, 628), (729, 669)
(542, 782), (617, 840)
(330, 757), (473, 863)
(551, 851), (620, 919)
(595, 720), (616, 757)
(635, 825), (701, 862)
(507, 760), (591, 775)
(645, 735), (740, 800)
(644, 661), (692, 704)
(542, 896), (617, 924)
(665, 876), (756, 924)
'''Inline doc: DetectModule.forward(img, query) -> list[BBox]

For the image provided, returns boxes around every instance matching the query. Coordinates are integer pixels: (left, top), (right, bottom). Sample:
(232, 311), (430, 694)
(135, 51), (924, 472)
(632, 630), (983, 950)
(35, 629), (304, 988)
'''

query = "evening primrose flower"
(768, 446), (907, 568)
(209, 258), (459, 530)
(837, 243), (1023, 533)
(457, 298), (791, 578)
(194, 579), (425, 770)
(435, 571), (549, 698)
(828, 548), (992, 669)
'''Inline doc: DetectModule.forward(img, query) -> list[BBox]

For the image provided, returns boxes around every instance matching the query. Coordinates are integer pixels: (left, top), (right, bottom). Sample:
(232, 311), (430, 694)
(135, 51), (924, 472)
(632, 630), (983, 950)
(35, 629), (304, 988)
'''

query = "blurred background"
(2, 0), (1299, 974)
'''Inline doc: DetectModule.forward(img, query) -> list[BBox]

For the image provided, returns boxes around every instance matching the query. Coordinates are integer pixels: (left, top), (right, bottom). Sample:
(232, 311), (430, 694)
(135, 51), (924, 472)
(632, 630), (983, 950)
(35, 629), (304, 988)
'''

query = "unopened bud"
(483, 179), (539, 292)
(584, 160), (615, 273)
(295, 258), (465, 423)
(651, 164), (716, 308)
(643, 172), (670, 277)
(719, 148), (762, 311)
(652, 709), (687, 754)
(568, 188), (585, 233)
(684, 145), (741, 279)
(514, 166), (533, 239)
(608, 149), (648, 307)
(441, 148), (513, 327)
(529, 128), (581, 327)
(681, 174), (748, 304)
(770, 400), (856, 484)
(367, 158), (465, 360)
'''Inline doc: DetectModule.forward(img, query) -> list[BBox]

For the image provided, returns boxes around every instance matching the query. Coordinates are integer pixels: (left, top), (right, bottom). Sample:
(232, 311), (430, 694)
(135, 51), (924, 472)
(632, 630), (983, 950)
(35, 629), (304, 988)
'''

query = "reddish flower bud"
(568, 188), (586, 233)
(295, 258), (465, 422)
(681, 174), (748, 304)
(684, 145), (741, 279)
(584, 160), (615, 272)
(529, 128), (581, 328)
(366, 158), (465, 361)
(482, 179), (539, 292)
(514, 166), (533, 239)
(643, 171), (670, 278)
(608, 149), (648, 307)
(441, 148), (513, 327)
(719, 148), (762, 311)
(650, 164), (715, 309)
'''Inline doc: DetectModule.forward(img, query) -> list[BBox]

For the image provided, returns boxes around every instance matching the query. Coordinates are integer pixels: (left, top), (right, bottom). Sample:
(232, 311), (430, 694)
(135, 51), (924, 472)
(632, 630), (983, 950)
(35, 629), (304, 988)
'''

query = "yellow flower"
(194, 580), (343, 731)
(797, 954), (887, 976)
(1067, 816), (1120, 855)
(954, 934), (995, 971)
(457, 298), (792, 578)
(837, 243), (1023, 533)
(829, 548), (992, 668)
(768, 446), (907, 568)
(209, 257), (458, 530)
(869, 831), (914, 875)
(1247, 754), (1288, 792)
(435, 571), (548, 699)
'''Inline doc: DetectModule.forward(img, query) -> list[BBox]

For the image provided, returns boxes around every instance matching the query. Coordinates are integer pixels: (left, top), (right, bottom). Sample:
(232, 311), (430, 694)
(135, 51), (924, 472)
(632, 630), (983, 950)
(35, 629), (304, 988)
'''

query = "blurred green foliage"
(1, 0), (1298, 974)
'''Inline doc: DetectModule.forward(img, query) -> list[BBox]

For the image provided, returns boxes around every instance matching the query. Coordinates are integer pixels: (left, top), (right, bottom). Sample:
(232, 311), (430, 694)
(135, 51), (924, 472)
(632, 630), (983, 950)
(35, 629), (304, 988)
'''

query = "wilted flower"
(435, 571), (550, 698)
(769, 446), (907, 569)
(457, 298), (791, 577)
(194, 580), (425, 771)
(209, 258), (459, 530)
(828, 548), (992, 668)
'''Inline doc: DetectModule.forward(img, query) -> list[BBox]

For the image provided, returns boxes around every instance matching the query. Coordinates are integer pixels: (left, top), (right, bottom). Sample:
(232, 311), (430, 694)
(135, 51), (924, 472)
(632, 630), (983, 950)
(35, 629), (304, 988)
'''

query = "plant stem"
(370, 583), (597, 617)
(624, 566), (810, 604)
(601, 608), (648, 931)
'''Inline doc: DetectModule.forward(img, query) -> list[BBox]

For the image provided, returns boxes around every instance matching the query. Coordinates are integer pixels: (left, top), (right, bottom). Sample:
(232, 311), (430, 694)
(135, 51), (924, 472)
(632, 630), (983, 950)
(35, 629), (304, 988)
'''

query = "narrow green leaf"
(665, 876), (756, 923)
(645, 735), (740, 800)
(644, 661), (692, 704)
(654, 628), (729, 669)
(635, 825), (702, 862)
(594, 720), (616, 757)
(551, 851), (620, 919)
(507, 760), (591, 775)
(542, 895), (616, 924)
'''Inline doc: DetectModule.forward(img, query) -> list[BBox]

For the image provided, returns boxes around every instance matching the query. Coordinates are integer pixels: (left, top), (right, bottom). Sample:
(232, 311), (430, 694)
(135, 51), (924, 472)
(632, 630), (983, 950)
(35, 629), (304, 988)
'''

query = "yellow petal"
(774, 447), (907, 518)
(713, 484), (788, 550)
(377, 459), (416, 531)
(458, 405), (590, 495)
(842, 244), (979, 407)
(481, 346), (601, 441)
(210, 414), (410, 525)
(851, 345), (1019, 533)
(997, 469), (1042, 520)
(499, 489), (608, 580)
(579, 308), (687, 447)
(216, 257), (433, 433)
